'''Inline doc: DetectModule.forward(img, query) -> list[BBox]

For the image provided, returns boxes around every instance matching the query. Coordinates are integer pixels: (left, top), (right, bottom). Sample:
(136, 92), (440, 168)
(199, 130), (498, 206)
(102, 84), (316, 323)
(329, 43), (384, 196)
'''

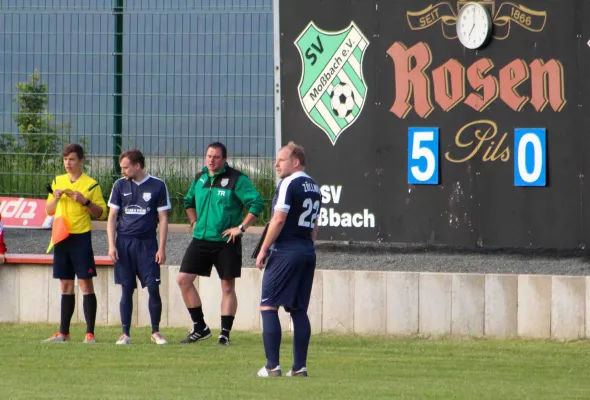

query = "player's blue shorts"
(260, 248), (316, 311)
(114, 235), (160, 288)
(53, 231), (97, 280)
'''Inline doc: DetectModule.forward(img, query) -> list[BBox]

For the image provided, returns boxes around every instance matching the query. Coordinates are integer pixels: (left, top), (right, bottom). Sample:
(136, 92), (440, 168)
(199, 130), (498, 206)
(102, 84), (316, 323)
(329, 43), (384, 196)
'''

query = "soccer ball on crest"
(330, 82), (355, 119)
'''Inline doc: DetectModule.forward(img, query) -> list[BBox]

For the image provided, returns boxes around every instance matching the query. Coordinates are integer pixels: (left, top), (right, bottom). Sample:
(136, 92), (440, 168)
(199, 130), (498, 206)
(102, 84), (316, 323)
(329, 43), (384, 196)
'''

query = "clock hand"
(468, 21), (475, 38)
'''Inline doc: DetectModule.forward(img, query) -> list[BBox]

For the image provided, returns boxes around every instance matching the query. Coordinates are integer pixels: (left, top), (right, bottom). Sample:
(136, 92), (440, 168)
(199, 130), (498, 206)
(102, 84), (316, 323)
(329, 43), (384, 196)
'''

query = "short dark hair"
(62, 143), (84, 160)
(119, 149), (145, 169)
(207, 142), (227, 159)
(282, 141), (306, 167)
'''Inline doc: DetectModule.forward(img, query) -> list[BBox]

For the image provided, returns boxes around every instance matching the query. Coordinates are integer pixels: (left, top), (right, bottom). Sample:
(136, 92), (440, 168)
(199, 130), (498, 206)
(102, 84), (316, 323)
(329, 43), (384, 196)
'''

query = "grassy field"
(0, 324), (589, 399)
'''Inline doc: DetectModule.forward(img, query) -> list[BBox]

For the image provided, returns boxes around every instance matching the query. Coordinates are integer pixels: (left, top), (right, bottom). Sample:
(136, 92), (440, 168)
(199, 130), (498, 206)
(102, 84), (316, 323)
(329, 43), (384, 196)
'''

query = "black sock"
(83, 293), (97, 335)
(147, 285), (162, 334)
(59, 294), (76, 335)
(188, 306), (206, 331)
(120, 285), (135, 336)
(221, 315), (235, 339)
(261, 309), (281, 369)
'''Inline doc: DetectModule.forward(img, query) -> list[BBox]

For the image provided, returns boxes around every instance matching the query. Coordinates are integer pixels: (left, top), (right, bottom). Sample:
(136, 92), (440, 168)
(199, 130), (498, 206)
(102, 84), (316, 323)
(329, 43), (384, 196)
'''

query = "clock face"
(456, 3), (492, 49)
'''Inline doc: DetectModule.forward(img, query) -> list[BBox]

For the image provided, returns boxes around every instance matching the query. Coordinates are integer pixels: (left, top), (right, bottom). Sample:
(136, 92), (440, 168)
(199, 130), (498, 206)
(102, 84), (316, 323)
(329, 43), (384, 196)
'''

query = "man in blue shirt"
(107, 149), (171, 345)
(255, 142), (321, 378)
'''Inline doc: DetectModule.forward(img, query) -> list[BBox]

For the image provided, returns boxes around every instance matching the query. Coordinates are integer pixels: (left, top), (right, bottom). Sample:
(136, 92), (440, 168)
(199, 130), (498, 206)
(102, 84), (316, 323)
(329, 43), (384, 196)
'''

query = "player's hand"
(53, 189), (64, 199)
(68, 191), (88, 205)
(108, 247), (119, 263)
(155, 248), (166, 264)
(0, 254), (5, 264)
(222, 227), (242, 243)
(256, 248), (268, 270)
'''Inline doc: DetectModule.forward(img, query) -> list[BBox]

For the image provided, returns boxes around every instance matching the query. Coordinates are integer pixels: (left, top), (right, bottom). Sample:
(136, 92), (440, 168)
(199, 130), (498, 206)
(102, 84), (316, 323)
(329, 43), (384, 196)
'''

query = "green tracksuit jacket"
(183, 164), (265, 242)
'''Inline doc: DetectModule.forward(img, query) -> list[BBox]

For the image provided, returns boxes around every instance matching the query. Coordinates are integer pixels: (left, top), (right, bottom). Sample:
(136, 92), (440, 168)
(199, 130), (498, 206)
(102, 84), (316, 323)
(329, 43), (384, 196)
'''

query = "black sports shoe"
(180, 326), (212, 344)
(217, 335), (231, 346)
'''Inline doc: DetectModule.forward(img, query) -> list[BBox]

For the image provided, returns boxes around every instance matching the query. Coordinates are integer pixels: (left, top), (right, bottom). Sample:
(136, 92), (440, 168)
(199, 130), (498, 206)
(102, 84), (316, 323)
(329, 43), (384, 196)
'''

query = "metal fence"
(0, 0), (275, 223)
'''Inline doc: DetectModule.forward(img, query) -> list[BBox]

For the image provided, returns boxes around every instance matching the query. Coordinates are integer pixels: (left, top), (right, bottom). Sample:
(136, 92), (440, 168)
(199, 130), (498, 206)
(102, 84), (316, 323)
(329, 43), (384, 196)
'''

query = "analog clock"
(456, 2), (492, 49)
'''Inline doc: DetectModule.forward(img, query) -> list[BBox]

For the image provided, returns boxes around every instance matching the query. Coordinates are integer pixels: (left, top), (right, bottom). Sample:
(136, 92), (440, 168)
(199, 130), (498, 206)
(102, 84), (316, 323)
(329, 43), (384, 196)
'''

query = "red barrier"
(4, 254), (113, 266)
(0, 197), (53, 229)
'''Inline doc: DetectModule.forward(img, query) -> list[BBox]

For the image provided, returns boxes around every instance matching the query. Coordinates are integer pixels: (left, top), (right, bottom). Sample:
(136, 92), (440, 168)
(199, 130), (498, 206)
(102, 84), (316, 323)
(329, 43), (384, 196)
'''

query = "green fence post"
(113, 0), (123, 177)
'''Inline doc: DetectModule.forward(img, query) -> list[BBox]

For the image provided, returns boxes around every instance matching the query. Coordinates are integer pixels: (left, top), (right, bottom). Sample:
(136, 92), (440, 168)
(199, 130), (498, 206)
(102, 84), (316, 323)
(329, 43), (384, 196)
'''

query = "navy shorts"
(53, 231), (97, 280)
(180, 238), (242, 280)
(114, 235), (160, 288)
(260, 249), (316, 311)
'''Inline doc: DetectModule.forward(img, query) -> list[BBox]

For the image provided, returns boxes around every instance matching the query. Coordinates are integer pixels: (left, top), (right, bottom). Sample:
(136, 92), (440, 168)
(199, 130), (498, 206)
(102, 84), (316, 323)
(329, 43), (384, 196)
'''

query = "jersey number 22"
(298, 198), (320, 228)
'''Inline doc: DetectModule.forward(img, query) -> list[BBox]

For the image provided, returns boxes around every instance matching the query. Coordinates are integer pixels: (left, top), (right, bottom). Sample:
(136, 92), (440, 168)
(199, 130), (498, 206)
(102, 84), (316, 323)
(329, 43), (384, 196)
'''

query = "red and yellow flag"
(46, 201), (71, 253)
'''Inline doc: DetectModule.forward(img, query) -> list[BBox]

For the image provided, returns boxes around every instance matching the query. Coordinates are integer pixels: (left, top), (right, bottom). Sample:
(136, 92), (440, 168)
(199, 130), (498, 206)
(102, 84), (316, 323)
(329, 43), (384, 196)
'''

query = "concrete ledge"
(2, 262), (590, 340)
(551, 276), (585, 341)
(419, 273), (452, 337)
(485, 274), (517, 338)
(518, 275), (551, 339)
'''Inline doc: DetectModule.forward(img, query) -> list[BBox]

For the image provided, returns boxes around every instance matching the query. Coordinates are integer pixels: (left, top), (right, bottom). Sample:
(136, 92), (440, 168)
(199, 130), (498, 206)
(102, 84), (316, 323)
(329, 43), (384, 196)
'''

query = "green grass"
(1, 324), (590, 399)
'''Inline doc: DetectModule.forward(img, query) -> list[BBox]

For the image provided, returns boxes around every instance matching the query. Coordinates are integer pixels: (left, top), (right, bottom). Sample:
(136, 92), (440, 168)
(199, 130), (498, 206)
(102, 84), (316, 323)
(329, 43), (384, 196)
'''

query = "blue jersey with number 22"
(271, 171), (321, 251)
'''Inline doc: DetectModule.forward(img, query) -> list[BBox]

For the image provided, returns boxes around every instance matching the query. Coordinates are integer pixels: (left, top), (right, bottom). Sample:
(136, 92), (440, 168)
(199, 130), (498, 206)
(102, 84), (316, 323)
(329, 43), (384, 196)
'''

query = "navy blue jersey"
(272, 171), (321, 250)
(108, 175), (171, 238)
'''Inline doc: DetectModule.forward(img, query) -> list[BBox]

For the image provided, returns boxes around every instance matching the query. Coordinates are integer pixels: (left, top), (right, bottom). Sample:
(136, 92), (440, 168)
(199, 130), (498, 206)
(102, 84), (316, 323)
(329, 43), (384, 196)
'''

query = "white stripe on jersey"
(150, 175), (172, 211)
(274, 171), (310, 214)
(107, 177), (126, 210)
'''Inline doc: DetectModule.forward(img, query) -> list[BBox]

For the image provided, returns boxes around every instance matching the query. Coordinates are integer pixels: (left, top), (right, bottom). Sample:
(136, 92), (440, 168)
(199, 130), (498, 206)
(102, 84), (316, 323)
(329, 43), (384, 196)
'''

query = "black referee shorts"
(180, 238), (242, 280)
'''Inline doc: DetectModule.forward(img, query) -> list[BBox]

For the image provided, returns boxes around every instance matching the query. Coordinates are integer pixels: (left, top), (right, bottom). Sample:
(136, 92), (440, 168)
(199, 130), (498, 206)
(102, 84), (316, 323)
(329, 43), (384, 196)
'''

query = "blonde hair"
(282, 141), (306, 167)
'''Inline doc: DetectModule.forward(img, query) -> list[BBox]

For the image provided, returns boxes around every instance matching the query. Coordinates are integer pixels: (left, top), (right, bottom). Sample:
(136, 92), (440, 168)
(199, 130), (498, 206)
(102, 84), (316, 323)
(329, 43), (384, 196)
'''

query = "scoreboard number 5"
(408, 127), (439, 184)
(514, 128), (546, 186)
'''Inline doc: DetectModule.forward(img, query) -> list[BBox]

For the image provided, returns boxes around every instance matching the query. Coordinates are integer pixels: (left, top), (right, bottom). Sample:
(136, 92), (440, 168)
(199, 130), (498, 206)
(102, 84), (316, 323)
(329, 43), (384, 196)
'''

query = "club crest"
(295, 21), (370, 145)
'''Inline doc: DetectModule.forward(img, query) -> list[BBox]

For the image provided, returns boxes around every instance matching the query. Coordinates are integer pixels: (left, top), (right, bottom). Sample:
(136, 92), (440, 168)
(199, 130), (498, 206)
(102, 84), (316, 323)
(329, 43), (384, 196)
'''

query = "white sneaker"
(116, 334), (131, 345)
(286, 367), (308, 377)
(256, 365), (281, 377)
(151, 332), (168, 345)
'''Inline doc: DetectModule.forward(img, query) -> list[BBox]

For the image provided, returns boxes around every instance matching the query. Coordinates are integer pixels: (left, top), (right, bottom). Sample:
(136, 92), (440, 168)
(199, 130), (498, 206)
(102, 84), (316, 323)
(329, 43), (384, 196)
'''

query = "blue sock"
(261, 309), (281, 369)
(120, 285), (134, 336)
(147, 284), (162, 334)
(291, 309), (311, 371)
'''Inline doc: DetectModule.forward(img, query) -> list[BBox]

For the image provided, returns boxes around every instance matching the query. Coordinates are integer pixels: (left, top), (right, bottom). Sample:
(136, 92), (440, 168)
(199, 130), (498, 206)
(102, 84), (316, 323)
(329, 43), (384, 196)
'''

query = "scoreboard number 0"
(514, 128), (546, 187)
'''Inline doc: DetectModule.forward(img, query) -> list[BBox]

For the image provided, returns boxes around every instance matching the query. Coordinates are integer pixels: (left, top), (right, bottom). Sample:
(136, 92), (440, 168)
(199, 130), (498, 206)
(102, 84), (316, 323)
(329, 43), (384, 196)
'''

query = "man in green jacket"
(177, 142), (265, 345)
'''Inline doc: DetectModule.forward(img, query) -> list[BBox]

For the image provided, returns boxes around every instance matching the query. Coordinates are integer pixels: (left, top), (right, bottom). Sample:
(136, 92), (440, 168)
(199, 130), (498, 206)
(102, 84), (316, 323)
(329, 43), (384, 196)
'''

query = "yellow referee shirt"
(46, 173), (107, 233)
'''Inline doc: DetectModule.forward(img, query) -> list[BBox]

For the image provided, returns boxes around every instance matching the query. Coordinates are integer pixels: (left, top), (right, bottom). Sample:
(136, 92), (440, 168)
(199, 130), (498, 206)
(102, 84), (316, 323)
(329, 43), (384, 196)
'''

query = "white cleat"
(116, 334), (131, 345)
(151, 332), (168, 345)
(286, 367), (308, 377)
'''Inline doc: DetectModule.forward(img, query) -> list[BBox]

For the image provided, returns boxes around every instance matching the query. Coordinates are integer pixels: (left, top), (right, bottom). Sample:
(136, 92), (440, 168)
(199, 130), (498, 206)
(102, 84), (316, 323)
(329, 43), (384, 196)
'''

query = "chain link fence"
(0, 0), (275, 223)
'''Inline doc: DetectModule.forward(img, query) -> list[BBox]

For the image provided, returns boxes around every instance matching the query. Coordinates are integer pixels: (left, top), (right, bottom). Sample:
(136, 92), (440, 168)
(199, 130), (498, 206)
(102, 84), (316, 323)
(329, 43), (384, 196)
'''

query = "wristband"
(239, 225), (246, 233)
(84, 199), (91, 207)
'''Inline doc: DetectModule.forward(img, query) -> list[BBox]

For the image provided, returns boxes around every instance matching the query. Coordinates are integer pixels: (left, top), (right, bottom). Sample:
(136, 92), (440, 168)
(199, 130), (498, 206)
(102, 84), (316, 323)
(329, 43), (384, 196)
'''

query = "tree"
(12, 70), (61, 170)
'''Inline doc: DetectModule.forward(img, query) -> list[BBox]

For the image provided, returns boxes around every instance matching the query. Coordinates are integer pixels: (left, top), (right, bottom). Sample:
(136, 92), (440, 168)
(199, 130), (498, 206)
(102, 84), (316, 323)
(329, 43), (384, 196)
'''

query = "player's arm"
(183, 179), (198, 229)
(106, 182), (121, 262)
(86, 183), (107, 220)
(156, 210), (169, 264)
(234, 174), (265, 229)
(155, 182), (171, 264)
(255, 211), (287, 270)
(256, 180), (293, 269)
(45, 179), (62, 216)
(312, 222), (319, 244)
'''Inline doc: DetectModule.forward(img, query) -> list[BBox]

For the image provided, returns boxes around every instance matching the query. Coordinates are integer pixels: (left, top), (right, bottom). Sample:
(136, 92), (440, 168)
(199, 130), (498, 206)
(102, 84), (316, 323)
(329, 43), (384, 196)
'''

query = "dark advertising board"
(279, 0), (589, 249)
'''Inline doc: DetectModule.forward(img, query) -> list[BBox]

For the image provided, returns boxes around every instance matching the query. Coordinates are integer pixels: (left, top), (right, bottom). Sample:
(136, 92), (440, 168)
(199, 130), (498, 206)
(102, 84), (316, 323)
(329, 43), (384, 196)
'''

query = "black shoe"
(180, 326), (212, 344)
(217, 335), (231, 346)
